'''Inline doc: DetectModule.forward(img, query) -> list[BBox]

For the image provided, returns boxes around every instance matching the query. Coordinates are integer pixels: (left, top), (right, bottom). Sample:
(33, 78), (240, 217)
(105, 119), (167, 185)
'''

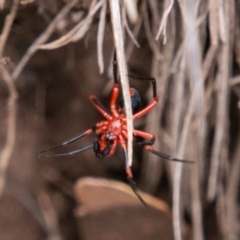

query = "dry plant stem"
(224, 135), (240, 240)
(172, 1), (205, 239)
(173, 70), (199, 240)
(122, 6), (140, 49)
(38, 191), (64, 240)
(97, 0), (107, 74)
(122, 0), (138, 24)
(209, 0), (219, 46)
(182, 1), (205, 240)
(0, 65), (18, 197)
(142, 1), (163, 61)
(229, 75), (240, 86)
(39, 0), (102, 50)
(109, 0), (133, 167)
(170, 52), (185, 183)
(0, 0), (19, 57)
(140, 1), (170, 193)
(11, 0), (78, 80)
(0, 0), (5, 9)
(201, 0), (219, 81)
(155, 0), (174, 43)
(125, 16), (142, 61)
(5, 182), (49, 234)
(207, 0), (232, 201)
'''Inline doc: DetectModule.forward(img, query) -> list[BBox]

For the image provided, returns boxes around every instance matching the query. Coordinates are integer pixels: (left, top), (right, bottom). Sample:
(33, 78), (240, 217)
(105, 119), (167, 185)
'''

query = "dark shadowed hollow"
(0, 1), (239, 240)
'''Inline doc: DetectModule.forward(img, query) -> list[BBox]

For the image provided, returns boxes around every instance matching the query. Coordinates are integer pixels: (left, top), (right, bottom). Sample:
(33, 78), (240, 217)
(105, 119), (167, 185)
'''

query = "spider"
(39, 52), (193, 207)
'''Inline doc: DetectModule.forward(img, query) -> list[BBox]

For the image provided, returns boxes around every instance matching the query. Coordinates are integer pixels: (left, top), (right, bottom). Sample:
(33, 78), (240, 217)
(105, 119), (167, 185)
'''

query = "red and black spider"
(39, 52), (193, 207)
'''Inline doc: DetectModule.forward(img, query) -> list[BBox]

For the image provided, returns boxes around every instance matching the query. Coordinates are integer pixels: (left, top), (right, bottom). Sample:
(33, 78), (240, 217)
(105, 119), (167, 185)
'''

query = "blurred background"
(0, 0), (239, 240)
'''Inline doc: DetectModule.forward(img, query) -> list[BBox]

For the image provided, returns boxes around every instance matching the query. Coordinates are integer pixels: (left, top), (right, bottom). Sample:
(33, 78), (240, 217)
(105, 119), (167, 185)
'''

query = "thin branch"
(11, 0), (78, 80)
(155, 0), (174, 43)
(207, 0), (232, 201)
(0, 64), (18, 198)
(229, 75), (240, 86)
(97, 0), (107, 74)
(224, 135), (240, 240)
(142, 1), (163, 61)
(122, 0), (138, 24)
(38, 190), (65, 240)
(38, 0), (102, 50)
(122, 5), (140, 49)
(0, 0), (19, 57)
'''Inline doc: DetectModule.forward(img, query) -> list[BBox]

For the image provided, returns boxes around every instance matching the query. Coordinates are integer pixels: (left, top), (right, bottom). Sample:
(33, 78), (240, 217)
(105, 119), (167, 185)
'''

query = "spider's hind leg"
(134, 130), (194, 163)
(121, 143), (149, 208)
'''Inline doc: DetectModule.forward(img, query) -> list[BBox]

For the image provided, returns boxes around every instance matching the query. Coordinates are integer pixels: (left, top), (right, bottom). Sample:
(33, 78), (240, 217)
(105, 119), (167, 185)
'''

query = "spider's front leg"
(109, 50), (120, 117)
(38, 128), (94, 158)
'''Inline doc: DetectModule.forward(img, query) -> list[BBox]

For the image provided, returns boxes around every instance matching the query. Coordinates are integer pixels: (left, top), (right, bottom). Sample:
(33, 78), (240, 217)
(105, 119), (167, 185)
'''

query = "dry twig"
(0, 64), (18, 197)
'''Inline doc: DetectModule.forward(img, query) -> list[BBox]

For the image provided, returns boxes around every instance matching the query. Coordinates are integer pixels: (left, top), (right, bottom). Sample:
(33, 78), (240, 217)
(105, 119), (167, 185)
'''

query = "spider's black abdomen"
(130, 88), (141, 114)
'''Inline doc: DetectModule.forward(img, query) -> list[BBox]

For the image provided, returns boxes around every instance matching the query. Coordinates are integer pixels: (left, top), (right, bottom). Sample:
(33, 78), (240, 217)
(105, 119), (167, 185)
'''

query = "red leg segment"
(89, 95), (112, 120)
(110, 83), (120, 117)
(133, 97), (158, 120)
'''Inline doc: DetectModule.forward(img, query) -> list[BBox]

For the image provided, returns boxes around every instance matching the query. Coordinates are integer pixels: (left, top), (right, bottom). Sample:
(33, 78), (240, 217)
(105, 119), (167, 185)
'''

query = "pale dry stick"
(155, 0), (174, 44)
(97, 0), (107, 74)
(218, 3), (235, 238)
(20, 0), (35, 5)
(125, 15), (142, 61)
(202, 45), (217, 81)
(172, 67), (199, 240)
(141, 1), (163, 61)
(0, 65), (18, 198)
(122, 0), (138, 24)
(0, 0), (5, 9)
(108, 0), (133, 167)
(229, 75), (240, 86)
(122, 5), (140, 49)
(224, 135), (240, 240)
(38, 191), (64, 240)
(209, 0), (220, 46)
(11, 0), (78, 80)
(38, 0), (101, 50)
(170, 52), (185, 183)
(207, 0), (233, 202)
(0, 0), (19, 57)
(218, 0), (227, 43)
(5, 182), (52, 236)
(148, 0), (160, 35)
(141, 2), (176, 192)
(182, 1), (205, 240)
(201, 0), (220, 81)
(235, 2), (240, 67)
(173, 1), (205, 239)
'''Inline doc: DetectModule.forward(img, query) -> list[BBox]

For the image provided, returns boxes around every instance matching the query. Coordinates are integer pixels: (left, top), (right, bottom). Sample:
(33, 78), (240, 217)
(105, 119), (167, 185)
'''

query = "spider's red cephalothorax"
(39, 51), (193, 207)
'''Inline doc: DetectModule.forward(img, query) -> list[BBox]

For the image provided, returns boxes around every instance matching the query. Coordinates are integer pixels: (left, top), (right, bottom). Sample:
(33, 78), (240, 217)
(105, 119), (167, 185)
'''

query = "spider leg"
(89, 95), (112, 120)
(109, 50), (120, 117)
(38, 144), (93, 158)
(134, 130), (194, 163)
(121, 142), (149, 208)
(38, 129), (93, 154)
(128, 75), (158, 120)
